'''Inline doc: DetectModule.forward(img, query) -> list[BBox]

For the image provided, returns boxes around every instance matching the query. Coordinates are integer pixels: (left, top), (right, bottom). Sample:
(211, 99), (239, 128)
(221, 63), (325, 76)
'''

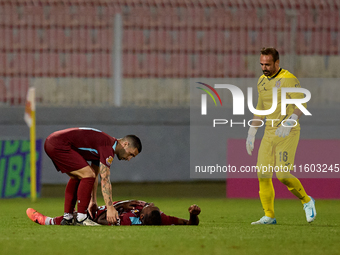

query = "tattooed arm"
(99, 162), (119, 224)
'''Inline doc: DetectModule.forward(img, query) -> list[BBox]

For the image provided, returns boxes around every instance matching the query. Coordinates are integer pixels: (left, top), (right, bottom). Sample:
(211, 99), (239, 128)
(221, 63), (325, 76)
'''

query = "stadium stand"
(0, 0), (339, 106)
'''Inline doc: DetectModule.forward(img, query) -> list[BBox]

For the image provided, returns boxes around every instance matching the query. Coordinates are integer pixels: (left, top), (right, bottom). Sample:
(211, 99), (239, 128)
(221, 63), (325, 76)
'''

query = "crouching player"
(26, 200), (201, 226)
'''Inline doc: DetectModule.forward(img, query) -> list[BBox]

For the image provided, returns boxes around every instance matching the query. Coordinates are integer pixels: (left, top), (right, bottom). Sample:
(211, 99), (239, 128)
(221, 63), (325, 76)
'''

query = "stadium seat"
(4, 53), (17, 77)
(11, 29), (23, 51)
(186, 7), (205, 29)
(212, 8), (233, 29)
(1, 28), (14, 51)
(51, 52), (67, 77)
(176, 7), (189, 29)
(298, 9), (316, 31)
(8, 78), (29, 105)
(24, 28), (40, 51)
(125, 6), (151, 28)
(11, 53), (23, 77)
(171, 30), (188, 52)
(123, 29), (135, 52)
(1, 5), (14, 26)
(266, 9), (290, 31)
(206, 30), (218, 53)
(0, 78), (6, 103)
(0, 28), (4, 50)
(156, 6), (174, 28)
(34, 53), (49, 77)
(238, 9), (261, 30)
(45, 28), (67, 51)
(169, 53), (182, 77)
(19, 53), (35, 77)
(311, 31), (322, 55)
(97, 28), (113, 52)
(187, 29), (196, 53)
(141, 29), (152, 52)
(186, 54), (201, 77)
(24, 4), (45, 26)
(0, 52), (6, 76)
(200, 54), (218, 77)
(247, 30), (259, 54)
(122, 53), (137, 78)
(168, 53), (184, 77)
(48, 5), (73, 27)
(296, 30), (310, 55)
(137, 53), (150, 77)
(11, 29), (25, 51)
(69, 54), (88, 77)
(329, 31), (339, 55)
(228, 30), (248, 54)
(131, 29), (144, 52)
(0, 8), (5, 26)
(223, 54), (255, 78)
(76, 5), (98, 26)
(9, 6), (24, 27)
(32, 28), (48, 51)
(91, 53), (111, 78)
(145, 53), (158, 77)
(71, 29), (88, 51)
(153, 30), (169, 52)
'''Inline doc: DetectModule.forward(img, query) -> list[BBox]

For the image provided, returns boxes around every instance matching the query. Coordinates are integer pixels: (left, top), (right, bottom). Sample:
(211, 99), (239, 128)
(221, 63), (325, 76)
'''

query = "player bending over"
(26, 200), (201, 226)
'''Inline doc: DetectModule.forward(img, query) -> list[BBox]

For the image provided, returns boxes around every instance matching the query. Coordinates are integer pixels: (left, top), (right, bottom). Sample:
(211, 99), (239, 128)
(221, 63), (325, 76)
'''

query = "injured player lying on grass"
(26, 200), (201, 226)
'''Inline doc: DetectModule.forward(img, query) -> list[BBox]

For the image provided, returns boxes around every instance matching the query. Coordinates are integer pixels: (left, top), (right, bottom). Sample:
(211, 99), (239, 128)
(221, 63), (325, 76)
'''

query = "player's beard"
(116, 149), (123, 160)
(263, 70), (271, 76)
(116, 148), (126, 161)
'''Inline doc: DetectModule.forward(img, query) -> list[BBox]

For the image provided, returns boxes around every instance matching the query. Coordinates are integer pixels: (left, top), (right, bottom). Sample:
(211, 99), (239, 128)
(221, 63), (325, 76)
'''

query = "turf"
(0, 197), (339, 255)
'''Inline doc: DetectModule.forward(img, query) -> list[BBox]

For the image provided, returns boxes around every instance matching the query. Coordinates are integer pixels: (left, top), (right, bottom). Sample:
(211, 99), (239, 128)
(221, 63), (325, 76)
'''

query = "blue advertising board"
(0, 139), (42, 198)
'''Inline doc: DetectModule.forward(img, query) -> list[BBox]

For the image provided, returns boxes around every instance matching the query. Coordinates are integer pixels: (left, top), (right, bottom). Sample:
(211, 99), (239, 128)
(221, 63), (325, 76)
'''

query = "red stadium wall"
(0, 0), (339, 105)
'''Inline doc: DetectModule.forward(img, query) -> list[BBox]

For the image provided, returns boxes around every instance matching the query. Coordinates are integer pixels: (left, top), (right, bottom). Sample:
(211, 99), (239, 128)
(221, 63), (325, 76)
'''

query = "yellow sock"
(258, 178), (275, 218)
(276, 172), (311, 204)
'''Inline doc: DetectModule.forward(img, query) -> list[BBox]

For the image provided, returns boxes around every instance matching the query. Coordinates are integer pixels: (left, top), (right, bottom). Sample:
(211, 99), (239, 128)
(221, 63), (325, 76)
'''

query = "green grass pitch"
(0, 197), (339, 255)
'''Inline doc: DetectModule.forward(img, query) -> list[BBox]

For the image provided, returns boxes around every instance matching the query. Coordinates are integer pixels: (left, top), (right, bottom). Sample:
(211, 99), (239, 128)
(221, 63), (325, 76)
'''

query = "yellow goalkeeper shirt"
(255, 68), (307, 131)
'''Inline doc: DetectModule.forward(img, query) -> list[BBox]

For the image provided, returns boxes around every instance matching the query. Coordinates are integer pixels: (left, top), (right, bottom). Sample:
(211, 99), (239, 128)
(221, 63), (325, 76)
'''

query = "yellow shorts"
(257, 129), (300, 173)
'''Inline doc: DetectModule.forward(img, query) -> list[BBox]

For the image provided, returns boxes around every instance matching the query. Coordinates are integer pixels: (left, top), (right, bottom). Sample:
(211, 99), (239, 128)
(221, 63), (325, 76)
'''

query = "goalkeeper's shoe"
(303, 196), (316, 223)
(251, 216), (277, 225)
(75, 217), (101, 226)
(26, 208), (47, 225)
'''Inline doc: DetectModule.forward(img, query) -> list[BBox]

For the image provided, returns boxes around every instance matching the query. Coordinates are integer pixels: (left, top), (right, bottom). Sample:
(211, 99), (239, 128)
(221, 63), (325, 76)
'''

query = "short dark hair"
(260, 47), (279, 63)
(142, 210), (162, 225)
(124, 135), (142, 153)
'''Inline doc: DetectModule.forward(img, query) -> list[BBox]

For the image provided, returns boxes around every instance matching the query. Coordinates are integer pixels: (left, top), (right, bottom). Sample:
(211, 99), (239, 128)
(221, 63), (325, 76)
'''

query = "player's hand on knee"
(246, 127), (257, 156)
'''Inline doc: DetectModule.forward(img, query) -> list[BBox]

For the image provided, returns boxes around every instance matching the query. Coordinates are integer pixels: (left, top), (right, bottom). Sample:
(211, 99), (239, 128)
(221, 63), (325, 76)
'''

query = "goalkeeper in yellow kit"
(246, 48), (316, 224)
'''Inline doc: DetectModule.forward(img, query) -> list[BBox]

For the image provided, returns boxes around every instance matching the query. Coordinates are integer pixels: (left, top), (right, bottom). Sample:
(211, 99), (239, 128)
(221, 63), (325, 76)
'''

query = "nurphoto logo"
(197, 83), (311, 116)
(196, 82), (312, 128)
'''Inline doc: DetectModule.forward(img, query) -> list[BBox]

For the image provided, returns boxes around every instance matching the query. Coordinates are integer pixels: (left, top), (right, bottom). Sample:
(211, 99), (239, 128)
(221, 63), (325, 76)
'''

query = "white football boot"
(76, 217), (101, 226)
(303, 196), (316, 223)
(251, 216), (277, 225)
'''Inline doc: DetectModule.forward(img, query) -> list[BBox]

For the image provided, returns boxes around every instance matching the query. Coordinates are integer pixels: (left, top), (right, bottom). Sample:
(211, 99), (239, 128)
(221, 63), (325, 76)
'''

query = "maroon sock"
(77, 177), (96, 214)
(64, 178), (80, 214)
(54, 216), (64, 225)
